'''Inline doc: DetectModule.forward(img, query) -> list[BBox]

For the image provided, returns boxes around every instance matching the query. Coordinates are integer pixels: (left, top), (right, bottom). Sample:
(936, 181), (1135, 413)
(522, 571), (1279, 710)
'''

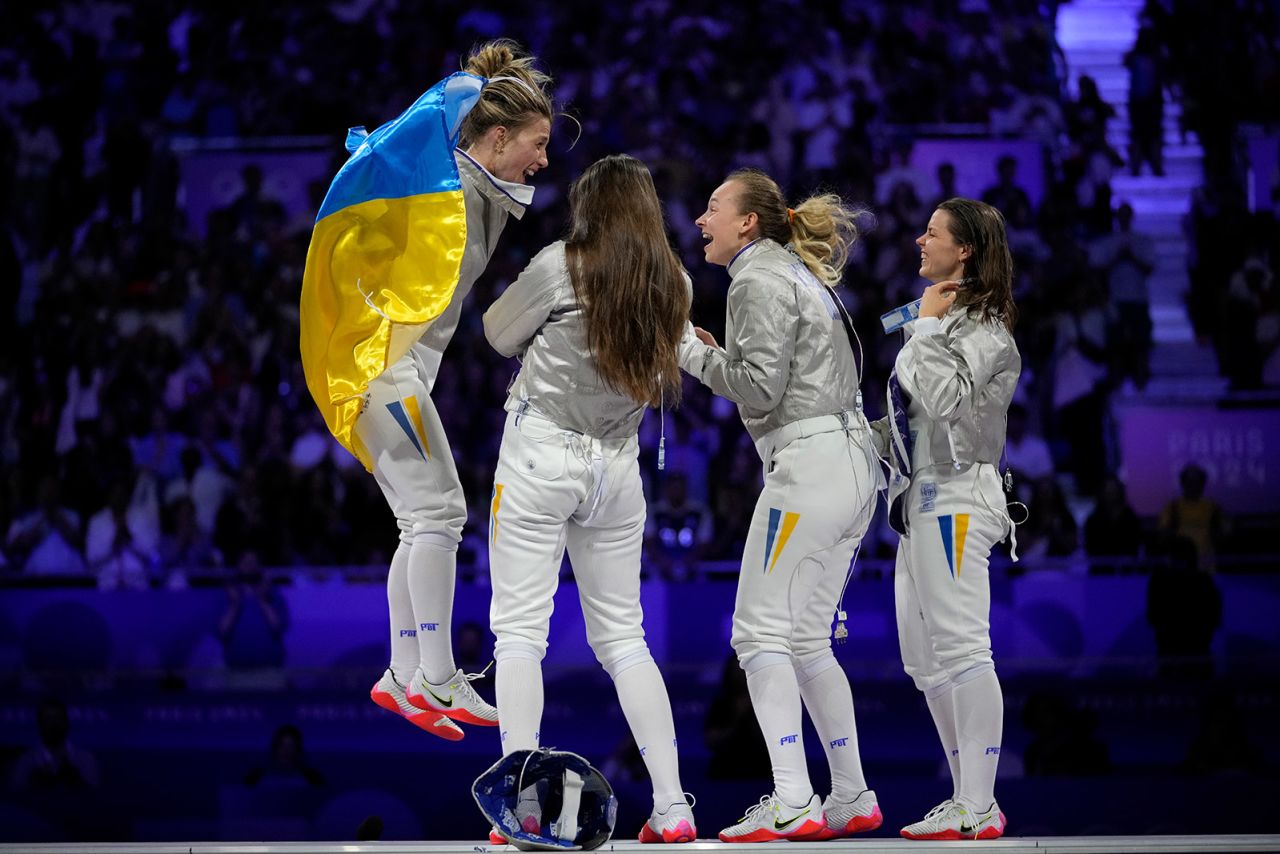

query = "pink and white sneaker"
(369, 669), (463, 741)
(639, 797), (697, 843)
(900, 799), (1006, 840)
(803, 789), (882, 840)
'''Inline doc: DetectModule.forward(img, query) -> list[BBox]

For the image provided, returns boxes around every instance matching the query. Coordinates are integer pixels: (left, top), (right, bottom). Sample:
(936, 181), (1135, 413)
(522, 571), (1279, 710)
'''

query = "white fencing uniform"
(681, 238), (880, 812)
(882, 308), (1020, 816)
(357, 150), (532, 684)
(482, 240), (688, 812)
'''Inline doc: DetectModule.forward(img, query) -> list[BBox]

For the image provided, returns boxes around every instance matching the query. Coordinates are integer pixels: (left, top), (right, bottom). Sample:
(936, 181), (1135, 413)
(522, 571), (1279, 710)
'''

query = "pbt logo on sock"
(779, 734), (798, 745)
(985, 746), (1001, 755)
(399, 629), (416, 637)
(419, 622), (439, 631)
(829, 737), (849, 748)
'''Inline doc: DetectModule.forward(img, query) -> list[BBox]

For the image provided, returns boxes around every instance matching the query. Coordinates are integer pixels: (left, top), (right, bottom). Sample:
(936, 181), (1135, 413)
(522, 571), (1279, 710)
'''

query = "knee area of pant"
(409, 529), (460, 550)
(494, 640), (545, 664)
(599, 646), (653, 680)
(947, 660), (995, 686)
(922, 678), (956, 700)
(905, 663), (951, 696)
(792, 650), (839, 686)
(739, 650), (791, 676)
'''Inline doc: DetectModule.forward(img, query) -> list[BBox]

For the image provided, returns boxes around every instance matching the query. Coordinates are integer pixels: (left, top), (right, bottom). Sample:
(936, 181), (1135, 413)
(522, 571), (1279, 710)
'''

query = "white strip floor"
(3, 837), (1279, 854)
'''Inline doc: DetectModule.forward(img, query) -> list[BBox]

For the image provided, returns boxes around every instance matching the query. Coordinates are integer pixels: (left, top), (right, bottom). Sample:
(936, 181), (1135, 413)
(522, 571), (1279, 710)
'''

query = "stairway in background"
(1056, 0), (1225, 400)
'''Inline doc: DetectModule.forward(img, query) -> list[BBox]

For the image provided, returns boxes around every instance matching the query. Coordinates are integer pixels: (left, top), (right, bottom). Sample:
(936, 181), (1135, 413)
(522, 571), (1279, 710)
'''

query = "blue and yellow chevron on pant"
(763, 508), (801, 573)
(385, 396), (431, 460)
(936, 513), (971, 578)
(490, 483), (504, 547)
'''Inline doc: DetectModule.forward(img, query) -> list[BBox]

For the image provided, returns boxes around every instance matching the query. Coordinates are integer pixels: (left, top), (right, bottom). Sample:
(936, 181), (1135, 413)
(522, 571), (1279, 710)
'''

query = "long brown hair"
(725, 168), (863, 286)
(937, 197), (1018, 331)
(565, 155), (687, 407)
(459, 39), (554, 147)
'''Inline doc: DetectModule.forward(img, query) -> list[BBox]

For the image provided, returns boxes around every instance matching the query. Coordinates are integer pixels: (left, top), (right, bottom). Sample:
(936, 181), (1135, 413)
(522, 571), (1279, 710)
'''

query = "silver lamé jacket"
(679, 239), (861, 443)
(484, 241), (688, 439)
(880, 308), (1021, 474)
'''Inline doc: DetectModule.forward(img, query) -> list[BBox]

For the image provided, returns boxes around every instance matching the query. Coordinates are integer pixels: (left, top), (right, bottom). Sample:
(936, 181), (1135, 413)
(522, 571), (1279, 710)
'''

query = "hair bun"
(465, 40), (518, 79)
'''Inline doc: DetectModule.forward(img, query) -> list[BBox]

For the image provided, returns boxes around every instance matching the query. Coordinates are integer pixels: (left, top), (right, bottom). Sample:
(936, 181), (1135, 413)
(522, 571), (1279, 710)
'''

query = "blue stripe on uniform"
(386, 401), (426, 460)
(763, 507), (781, 573)
(937, 515), (955, 578)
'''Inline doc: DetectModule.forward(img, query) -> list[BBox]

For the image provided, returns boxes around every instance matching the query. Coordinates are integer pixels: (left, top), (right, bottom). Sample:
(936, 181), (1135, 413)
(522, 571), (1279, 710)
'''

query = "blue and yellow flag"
(300, 72), (486, 470)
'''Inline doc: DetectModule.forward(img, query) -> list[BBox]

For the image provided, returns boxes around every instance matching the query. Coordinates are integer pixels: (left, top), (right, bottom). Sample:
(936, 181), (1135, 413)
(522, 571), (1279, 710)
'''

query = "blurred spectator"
(54, 359), (104, 457)
(215, 467), (280, 567)
(1003, 402), (1054, 486)
(163, 446), (231, 536)
(6, 476), (84, 576)
(131, 410), (188, 485)
(1090, 202), (1156, 389)
(1084, 477), (1143, 571)
(85, 478), (160, 591)
(1050, 279), (1112, 496)
(1146, 538), (1222, 679)
(8, 698), (100, 791)
(981, 155), (1033, 218)
(243, 724), (325, 787)
(1022, 691), (1111, 776)
(645, 471), (712, 580)
(1020, 477), (1079, 562)
(217, 551), (288, 670)
(1220, 253), (1276, 391)
(928, 161), (959, 212)
(1064, 74), (1120, 168)
(1124, 26), (1166, 177)
(705, 482), (754, 563)
(158, 495), (218, 588)
(704, 653), (771, 781)
(1158, 463), (1227, 571)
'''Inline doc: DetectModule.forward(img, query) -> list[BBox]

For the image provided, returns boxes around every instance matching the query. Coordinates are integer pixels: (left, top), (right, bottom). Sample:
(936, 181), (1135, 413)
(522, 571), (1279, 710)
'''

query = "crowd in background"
(1, 0), (1277, 588)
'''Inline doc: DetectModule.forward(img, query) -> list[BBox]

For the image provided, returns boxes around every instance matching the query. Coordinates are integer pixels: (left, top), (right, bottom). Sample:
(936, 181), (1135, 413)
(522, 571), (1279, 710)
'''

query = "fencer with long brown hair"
(482, 153), (696, 844)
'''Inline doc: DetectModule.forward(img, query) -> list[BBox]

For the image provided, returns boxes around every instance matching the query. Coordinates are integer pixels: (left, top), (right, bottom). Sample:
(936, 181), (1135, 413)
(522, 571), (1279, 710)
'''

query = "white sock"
(796, 659), (867, 801)
(407, 540), (456, 683)
(924, 682), (962, 800)
(386, 542), (417, 683)
(953, 669), (1003, 811)
(496, 656), (543, 755)
(611, 659), (684, 810)
(745, 659), (813, 807)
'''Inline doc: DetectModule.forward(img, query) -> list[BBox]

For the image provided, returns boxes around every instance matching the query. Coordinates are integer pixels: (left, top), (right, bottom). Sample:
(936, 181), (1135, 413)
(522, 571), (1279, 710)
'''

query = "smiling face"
(915, 207), (971, 283)
(695, 180), (755, 267)
(488, 116), (551, 184)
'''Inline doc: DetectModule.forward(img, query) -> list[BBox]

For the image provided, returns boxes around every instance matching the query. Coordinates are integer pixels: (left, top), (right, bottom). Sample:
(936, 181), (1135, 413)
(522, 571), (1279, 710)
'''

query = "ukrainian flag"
(300, 72), (486, 470)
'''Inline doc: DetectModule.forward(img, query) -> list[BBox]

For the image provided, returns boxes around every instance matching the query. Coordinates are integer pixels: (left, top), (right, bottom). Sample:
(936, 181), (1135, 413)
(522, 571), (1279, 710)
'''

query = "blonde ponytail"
(789, 194), (860, 286)
(725, 169), (862, 286)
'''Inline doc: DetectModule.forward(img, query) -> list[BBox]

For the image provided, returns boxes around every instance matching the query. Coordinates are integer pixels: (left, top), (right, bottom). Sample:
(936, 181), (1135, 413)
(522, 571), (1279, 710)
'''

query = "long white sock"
(924, 682), (962, 800)
(496, 656), (543, 755)
(953, 670), (1003, 811)
(745, 659), (813, 807)
(796, 660), (867, 801)
(612, 659), (684, 809)
(386, 542), (417, 683)
(407, 539), (456, 683)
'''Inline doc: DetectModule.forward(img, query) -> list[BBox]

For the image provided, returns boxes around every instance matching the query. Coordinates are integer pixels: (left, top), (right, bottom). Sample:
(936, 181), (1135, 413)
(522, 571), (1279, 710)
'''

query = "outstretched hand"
(694, 326), (720, 348)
